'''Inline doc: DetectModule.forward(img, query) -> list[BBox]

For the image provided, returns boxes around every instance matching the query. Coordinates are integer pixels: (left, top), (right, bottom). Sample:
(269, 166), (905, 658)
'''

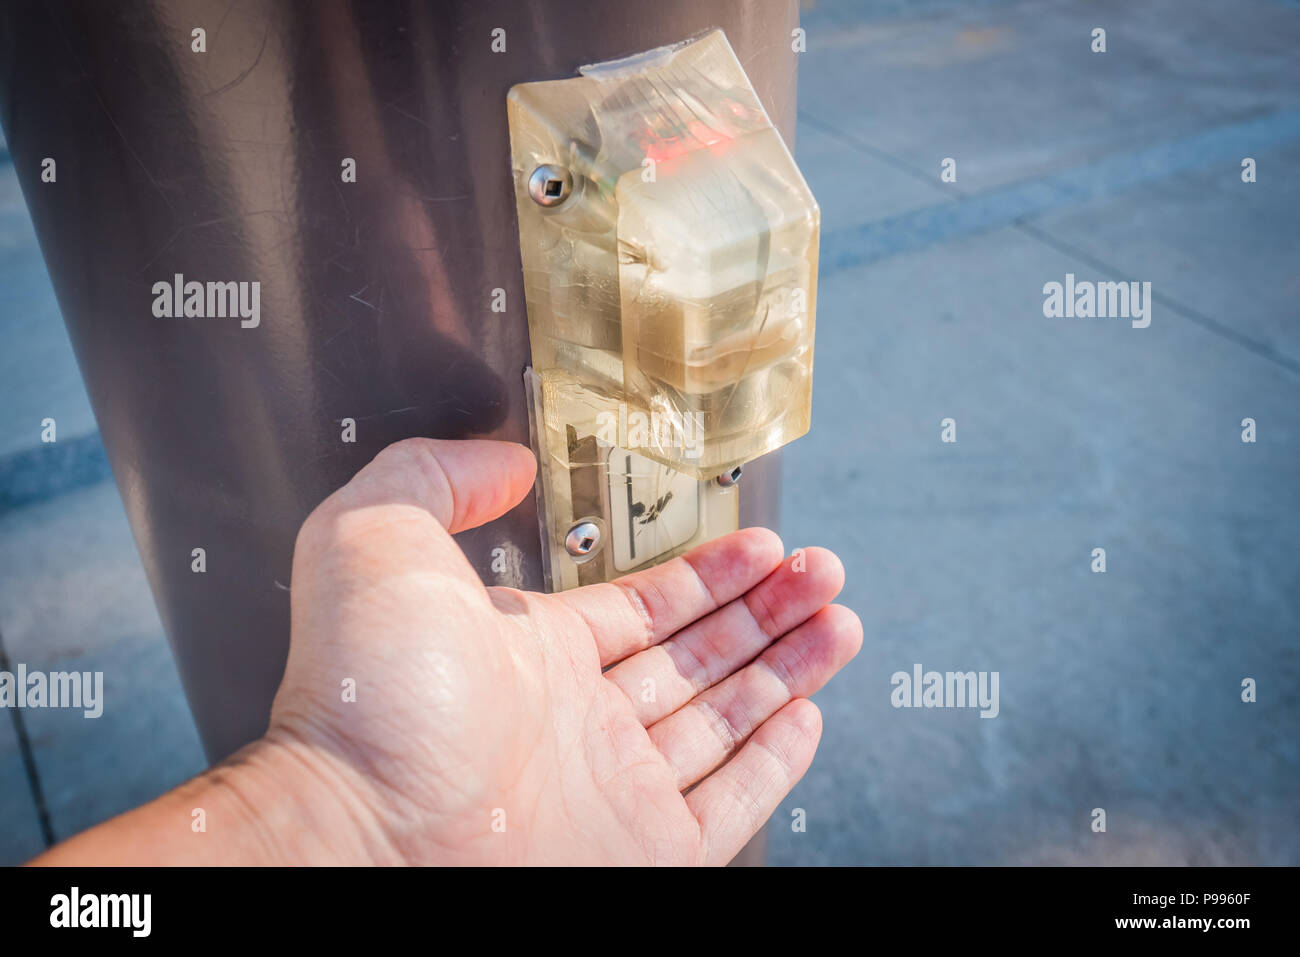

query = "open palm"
(271, 438), (861, 865)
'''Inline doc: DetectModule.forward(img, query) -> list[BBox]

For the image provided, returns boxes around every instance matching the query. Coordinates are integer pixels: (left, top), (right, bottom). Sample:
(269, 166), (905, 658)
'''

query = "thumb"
(331, 437), (537, 534)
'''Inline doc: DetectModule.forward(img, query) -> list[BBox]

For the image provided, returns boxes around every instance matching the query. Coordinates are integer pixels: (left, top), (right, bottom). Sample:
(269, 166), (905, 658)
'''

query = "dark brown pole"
(0, 1), (796, 864)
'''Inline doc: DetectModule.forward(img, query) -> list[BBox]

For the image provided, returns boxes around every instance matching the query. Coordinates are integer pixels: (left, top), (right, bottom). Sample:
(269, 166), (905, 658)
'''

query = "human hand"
(35, 438), (860, 866)
(266, 438), (861, 865)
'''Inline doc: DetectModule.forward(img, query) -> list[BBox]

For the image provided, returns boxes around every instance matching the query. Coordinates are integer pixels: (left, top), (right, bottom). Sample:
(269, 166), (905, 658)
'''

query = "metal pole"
(0, 0), (797, 831)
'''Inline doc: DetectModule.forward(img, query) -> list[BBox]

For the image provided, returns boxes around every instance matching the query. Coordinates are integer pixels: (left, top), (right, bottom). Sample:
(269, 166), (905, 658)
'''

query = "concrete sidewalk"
(2, 0), (1298, 864)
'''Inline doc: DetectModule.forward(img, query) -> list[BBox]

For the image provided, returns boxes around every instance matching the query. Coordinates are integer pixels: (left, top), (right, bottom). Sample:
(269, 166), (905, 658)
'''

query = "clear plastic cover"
(509, 29), (818, 589)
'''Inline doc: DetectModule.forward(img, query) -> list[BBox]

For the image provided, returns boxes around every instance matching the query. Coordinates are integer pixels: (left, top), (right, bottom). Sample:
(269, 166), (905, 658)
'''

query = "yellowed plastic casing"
(509, 29), (819, 590)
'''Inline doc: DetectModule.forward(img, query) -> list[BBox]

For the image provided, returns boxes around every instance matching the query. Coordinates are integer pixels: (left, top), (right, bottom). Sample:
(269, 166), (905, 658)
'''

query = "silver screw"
(716, 465), (744, 487)
(528, 164), (573, 207)
(565, 521), (601, 558)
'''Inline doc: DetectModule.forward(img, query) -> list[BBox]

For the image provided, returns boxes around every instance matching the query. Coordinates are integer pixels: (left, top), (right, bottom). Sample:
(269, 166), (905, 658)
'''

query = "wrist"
(207, 727), (405, 866)
(32, 727), (405, 866)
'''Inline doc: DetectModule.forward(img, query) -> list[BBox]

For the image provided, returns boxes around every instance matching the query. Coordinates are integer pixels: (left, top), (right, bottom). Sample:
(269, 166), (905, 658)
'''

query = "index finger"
(553, 527), (786, 667)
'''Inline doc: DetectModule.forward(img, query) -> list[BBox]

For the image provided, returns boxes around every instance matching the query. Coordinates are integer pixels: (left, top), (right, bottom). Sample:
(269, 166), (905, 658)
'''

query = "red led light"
(641, 120), (733, 164)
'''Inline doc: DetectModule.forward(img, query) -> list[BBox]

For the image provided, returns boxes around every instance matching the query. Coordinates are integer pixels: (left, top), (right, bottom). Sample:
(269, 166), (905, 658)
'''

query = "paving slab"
(1027, 139), (1300, 366)
(798, 0), (1300, 194)
(0, 705), (46, 864)
(795, 119), (958, 230)
(768, 218), (1300, 865)
(0, 482), (205, 856)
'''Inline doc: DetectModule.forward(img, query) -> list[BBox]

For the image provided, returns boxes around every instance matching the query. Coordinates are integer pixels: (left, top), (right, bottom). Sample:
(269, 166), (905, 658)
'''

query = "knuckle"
(294, 496), (343, 555)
